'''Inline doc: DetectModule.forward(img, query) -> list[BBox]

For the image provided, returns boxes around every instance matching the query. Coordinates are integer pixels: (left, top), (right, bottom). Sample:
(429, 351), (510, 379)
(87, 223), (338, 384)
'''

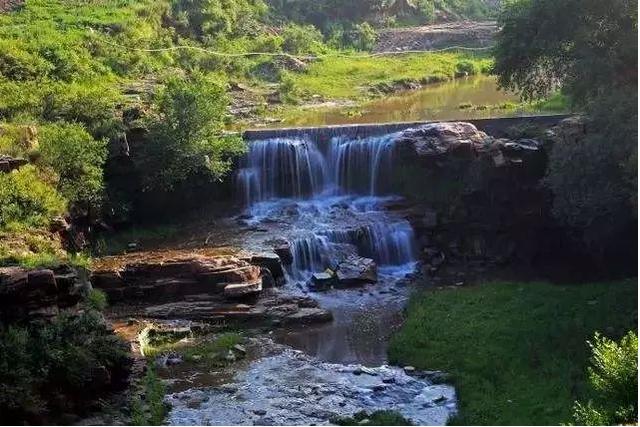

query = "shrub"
(281, 24), (324, 55)
(0, 311), (131, 423)
(345, 22), (377, 51)
(138, 73), (245, 192)
(455, 60), (479, 77)
(87, 289), (108, 312)
(572, 331), (638, 425)
(0, 40), (52, 81)
(39, 123), (108, 209)
(0, 165), (66, 230)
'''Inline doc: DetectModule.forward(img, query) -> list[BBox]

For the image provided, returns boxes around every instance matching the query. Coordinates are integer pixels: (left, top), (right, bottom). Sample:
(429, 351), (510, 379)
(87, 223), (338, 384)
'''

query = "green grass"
(286, 52), (493, 101)
(388, 280), (638, 425)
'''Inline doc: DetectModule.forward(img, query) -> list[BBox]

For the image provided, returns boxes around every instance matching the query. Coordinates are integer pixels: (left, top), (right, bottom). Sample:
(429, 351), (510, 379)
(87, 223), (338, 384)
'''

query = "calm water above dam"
(279, 75), (556, 128)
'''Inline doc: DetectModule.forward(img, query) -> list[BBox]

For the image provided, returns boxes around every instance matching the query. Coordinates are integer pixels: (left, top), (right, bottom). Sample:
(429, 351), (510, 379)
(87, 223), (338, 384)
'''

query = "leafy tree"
(139, 74), (245, 192)
(494, 0), (638, 253)
(39, 123), (108, 210)
(573, 331), (638, 425)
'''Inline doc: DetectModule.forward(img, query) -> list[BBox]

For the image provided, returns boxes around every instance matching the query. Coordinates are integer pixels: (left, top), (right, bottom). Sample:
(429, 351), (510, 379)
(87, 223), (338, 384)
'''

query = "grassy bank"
(284, 52), (492, 101)
(388, 280), (638, 425)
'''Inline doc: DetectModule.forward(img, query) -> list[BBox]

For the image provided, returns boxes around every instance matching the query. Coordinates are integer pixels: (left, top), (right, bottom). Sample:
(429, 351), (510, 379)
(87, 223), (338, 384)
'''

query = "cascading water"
(236, 131), (417, 282)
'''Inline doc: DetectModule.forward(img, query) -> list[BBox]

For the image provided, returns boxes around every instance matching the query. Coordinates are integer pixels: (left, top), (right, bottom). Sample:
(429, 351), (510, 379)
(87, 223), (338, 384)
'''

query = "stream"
(165, 130), (457, 425)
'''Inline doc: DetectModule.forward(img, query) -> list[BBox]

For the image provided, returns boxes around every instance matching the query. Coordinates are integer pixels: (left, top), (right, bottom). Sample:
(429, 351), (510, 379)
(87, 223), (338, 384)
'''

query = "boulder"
(251, 253), (286, 285)
(274, 244), (293, 265)
(395, 122), (490, 159)
(309, 272), (335, 291)
(336, 256), (378, 287)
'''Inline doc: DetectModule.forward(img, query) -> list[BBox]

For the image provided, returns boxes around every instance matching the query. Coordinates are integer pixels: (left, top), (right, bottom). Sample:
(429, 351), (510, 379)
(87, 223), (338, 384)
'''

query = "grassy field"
(285, 52), (493, 101)
(388, 280), (638, 425)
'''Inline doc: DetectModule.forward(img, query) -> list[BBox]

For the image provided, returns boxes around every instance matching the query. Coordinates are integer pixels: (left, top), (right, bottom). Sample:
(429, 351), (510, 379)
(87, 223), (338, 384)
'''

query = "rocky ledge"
(0, 265), (87, 322)
(92, 249), (332, 327)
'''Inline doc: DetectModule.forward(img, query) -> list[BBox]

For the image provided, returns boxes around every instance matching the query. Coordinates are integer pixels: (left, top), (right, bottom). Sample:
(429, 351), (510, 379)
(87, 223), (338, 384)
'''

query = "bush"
(455, 60), (479, 77)
(0, 40), (52, 81)
(0, 311), (131, 423)
(87, 289), (108, 312)
(281, 24), (324, 55)
(138, 73), (245, 192)
(39, 123), (108, 209)
(0, 165), (66, 230)
(573, 331), (638, 425)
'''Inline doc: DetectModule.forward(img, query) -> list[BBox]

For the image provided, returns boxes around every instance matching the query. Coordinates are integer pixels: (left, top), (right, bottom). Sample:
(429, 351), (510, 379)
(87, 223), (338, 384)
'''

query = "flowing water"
(167, 130), (457, 425)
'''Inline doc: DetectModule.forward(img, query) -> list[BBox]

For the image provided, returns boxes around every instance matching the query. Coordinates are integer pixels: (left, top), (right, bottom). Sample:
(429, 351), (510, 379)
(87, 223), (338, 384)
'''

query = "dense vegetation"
(494, 0), (638, 262)
(388, 280), (638, 425)
(0, 306), (131, 423)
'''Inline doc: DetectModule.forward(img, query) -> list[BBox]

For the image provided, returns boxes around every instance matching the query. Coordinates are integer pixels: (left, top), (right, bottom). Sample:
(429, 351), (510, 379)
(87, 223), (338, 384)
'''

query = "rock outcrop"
(0, 265), (87, 322)
(92, 249), (332, 327)
(0, 154), (28, 173)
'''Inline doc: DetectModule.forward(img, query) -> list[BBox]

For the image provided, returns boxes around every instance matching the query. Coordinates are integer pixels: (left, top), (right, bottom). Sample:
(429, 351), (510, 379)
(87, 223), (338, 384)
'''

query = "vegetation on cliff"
(388, 280), (638, 425)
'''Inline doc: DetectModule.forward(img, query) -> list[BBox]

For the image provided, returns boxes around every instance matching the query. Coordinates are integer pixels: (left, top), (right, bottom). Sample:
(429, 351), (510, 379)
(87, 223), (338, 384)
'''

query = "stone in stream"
(309, 272), (334, 291)
(336, 256), (377, 287)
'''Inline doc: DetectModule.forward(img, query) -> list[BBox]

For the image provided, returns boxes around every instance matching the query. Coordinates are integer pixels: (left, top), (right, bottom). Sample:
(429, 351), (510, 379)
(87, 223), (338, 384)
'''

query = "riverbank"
(388, 280), (638, 425)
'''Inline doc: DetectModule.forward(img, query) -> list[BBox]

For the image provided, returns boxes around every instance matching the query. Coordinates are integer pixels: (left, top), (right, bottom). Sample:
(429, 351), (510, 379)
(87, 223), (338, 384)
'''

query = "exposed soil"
(375, 21), (498, 52)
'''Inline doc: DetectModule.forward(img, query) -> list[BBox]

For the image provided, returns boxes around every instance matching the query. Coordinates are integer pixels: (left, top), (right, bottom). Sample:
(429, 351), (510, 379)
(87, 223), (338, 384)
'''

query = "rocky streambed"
(94, 119), (571, 425)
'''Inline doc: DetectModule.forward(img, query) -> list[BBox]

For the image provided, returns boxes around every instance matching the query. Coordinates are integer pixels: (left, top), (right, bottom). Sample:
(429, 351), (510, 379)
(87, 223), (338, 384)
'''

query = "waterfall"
(236, 131), (417, 283)
(236, 137), (327, 205)
(329, 134), (397, 195)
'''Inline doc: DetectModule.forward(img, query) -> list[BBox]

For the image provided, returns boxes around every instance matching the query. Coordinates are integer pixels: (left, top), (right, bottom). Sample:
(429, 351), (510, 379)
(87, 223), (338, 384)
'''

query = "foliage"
(494, 0), (638, 253)
(138, 74), (245, 192)
(494, 0), (637, 103)
(332, 410), (412, 426)
(87, 289), (108, 312)
(0, 311), (130, 423)
(131, 367), (167, 426)
(388, 280), (638, 425)
(573, 331), (638, 425)
(281, 24), (324, 54)
(39, 123), (108, 208)
(0, 165), (66, 230)
(171, 0), (267, 40)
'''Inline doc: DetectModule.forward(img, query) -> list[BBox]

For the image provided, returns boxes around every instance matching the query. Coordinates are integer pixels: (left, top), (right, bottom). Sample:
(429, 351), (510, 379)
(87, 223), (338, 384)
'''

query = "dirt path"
(374, 21), (498, 52)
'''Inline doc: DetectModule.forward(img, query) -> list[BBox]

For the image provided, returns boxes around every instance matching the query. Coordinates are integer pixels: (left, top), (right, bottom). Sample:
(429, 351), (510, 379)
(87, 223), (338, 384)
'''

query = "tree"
(493, 0), (638, 253)
(138, 74), (245, 192)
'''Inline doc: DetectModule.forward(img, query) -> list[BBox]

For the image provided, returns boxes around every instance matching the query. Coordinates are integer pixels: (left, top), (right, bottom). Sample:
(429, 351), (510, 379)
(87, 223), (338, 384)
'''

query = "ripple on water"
(166, 344), (456, 426)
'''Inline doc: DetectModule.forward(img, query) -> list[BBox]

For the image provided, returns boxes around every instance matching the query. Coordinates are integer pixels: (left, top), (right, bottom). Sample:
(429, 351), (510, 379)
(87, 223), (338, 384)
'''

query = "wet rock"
(336, 256), (378, 287)
(310, 272), (334, 291)
(251, 253), (286, 286)
(253, 409), (267, 416)
(233, 344), (247, 355)
(274, 244), (293, 265)
(404, 366), (416, 374)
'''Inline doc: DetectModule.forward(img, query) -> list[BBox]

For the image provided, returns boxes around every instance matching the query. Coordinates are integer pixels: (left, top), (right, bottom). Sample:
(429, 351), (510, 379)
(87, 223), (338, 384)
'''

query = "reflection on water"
(281, 75), (551, 128)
